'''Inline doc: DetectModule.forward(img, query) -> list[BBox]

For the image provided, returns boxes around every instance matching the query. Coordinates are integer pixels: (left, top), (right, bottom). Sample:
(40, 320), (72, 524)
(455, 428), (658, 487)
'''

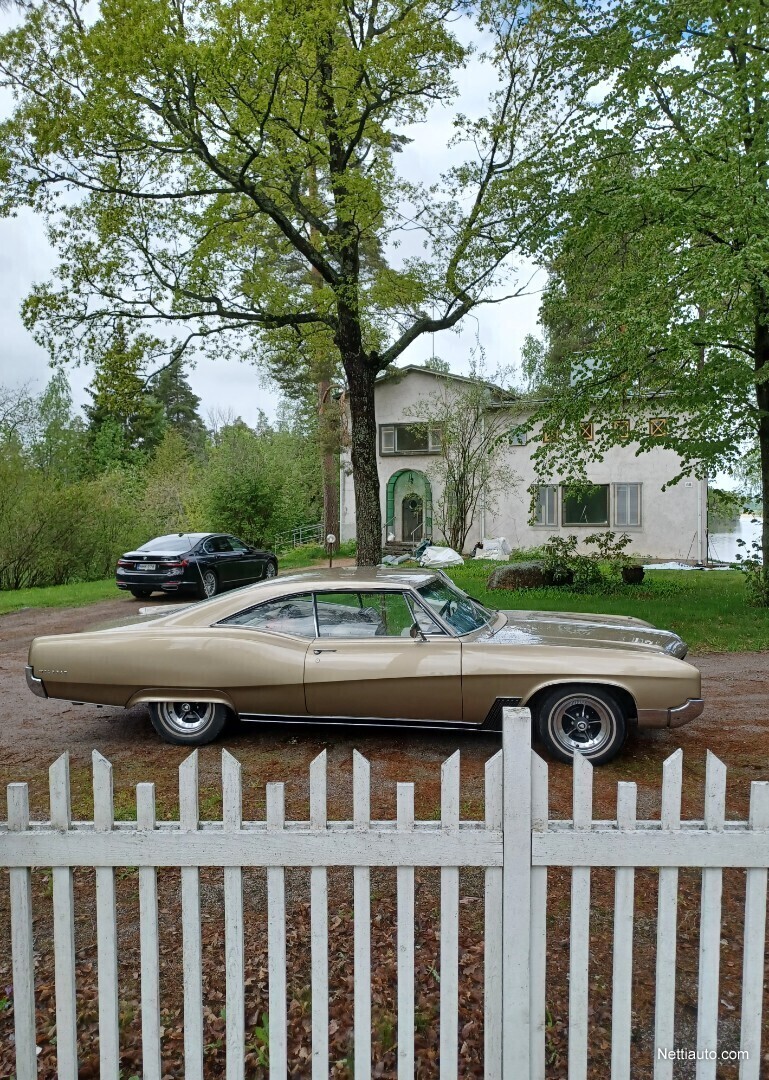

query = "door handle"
(313, 648), (337, 654)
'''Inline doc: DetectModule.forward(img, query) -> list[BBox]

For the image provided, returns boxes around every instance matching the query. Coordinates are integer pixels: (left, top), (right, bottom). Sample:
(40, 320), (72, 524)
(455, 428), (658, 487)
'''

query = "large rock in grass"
(487, 562), (546, 590)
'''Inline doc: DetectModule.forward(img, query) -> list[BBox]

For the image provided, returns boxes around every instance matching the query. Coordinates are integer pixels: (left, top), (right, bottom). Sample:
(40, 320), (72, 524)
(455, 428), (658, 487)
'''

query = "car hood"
(487, 609), (688, 657)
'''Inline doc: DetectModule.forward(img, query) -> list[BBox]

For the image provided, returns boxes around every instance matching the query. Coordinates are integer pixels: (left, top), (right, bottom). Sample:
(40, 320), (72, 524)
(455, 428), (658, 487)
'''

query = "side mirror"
(410, 623), (427, 642)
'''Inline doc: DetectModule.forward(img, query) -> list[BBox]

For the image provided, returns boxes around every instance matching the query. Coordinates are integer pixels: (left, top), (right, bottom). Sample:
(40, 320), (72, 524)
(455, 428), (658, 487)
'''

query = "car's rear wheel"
(148, 701), (230, 745)
(264, 560), (278, 579)
(197, 569), (218, 599)
(130, 589), (153, 599)
(535, 684), (627, 765)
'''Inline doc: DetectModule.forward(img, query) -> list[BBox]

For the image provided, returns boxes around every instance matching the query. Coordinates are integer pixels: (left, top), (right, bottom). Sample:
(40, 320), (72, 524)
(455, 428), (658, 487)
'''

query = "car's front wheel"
(148, 701), (230, 745)
(264, 560), (278, 579)
(535, 685), (627, 765)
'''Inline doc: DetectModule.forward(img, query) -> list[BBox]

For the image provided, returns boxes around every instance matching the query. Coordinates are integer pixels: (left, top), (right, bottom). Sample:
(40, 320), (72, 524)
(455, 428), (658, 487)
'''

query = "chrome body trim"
(668, 697), (704, 728)
(25, 664), (48, 699)
(637, 698), (704, 729)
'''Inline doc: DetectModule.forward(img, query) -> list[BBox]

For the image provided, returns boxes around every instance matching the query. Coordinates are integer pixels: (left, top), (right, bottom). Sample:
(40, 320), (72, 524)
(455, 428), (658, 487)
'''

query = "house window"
(649, 417), (669, 437)
(562, 484), (609, 526)
(613, 419), (630, 438)
(380, 423), (442, 455)
(614, 483), (642, 527)
(534, 485), (558, 526)
(541, 428), (559, 443)
(509, 429), (527, 446)
(580, 422), (595, 441)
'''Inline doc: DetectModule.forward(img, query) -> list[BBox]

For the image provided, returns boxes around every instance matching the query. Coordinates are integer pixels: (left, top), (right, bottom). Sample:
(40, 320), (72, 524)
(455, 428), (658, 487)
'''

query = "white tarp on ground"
(473, 537), (511, 561)
(419, 545), (464, 568)
(642, 562), (732, 571)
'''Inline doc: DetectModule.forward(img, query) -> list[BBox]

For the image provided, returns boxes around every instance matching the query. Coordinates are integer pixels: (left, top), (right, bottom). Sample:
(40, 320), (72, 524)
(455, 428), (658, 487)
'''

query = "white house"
(339, 366), (708, 562)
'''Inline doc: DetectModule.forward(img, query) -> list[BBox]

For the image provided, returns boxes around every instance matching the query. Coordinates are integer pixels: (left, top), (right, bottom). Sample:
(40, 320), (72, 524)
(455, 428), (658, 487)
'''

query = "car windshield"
(416, 578), (493, 635)
(137, 534), (204, 552)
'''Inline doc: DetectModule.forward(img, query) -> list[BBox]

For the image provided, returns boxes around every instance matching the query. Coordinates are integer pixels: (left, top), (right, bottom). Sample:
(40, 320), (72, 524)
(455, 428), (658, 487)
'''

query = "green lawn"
(445, 563), (769, 654)
(0, 578), (118, 616)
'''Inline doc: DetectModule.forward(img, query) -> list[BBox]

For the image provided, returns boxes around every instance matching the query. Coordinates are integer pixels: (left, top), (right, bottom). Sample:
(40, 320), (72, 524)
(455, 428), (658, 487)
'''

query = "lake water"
(708, 514), (763, 564)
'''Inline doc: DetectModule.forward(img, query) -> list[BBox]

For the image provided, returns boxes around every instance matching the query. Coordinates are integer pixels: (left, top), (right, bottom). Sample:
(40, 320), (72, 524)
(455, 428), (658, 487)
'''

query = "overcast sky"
(0, 11), (544, 427)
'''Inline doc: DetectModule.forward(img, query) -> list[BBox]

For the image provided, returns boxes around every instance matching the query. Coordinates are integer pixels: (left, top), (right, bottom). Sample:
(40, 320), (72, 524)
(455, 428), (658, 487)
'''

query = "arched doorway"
(385, 469), (432, 542)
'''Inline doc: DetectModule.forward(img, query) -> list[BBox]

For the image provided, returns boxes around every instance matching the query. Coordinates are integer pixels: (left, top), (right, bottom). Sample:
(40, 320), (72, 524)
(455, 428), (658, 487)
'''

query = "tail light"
(117, 559), (133, 568)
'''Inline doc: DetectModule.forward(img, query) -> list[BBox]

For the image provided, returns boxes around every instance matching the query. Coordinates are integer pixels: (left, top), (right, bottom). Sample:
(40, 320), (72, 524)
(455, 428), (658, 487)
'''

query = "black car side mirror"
(410, 623), (427, 642)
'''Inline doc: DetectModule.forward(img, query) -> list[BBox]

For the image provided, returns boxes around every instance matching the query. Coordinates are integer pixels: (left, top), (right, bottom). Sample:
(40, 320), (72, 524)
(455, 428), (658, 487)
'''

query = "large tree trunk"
(318, 378), (340, 547)
(345, 360), (381, 566)
(755, 304), (769, 580)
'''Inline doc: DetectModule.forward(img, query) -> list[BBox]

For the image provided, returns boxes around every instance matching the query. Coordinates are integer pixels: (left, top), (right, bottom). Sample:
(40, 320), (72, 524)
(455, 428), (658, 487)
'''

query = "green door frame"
(385, 469), (432, 538)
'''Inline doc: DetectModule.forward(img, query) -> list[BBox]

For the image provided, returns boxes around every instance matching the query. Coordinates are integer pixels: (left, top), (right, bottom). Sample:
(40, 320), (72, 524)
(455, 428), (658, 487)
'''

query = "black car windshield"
(137, 534), (206, 552)
(416, 579), (493, 635)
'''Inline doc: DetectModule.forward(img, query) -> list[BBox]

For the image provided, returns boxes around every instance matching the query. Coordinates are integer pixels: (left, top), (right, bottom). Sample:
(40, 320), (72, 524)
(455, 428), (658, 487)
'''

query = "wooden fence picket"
(739, 782), (769, 1080)
(223, 751), (245, 1080)
(310, 750), (329, 1080)
(8, 782), (36, 1080)
(439, 751), (460, 1080)
(397, 782), (415, 1080)
(611, 782), (637, 1080)
(501, 707), (532, 1079)
(483, 750), (503, 1080)
(93, 750), (120, 1080)
(49, 753), (78, 1080)
(654, 749), (682, 1080)
(266, 781), (287, 1079)
(3, 713), (769, 1080)
(353, 750), (372, 1080)
(568, 751), (593, 1080)
(529, 751), (549, 1080)
(137, 782), (161, 1080)
(695, 752), (726, 1080)
(179, 751), (204, 1080)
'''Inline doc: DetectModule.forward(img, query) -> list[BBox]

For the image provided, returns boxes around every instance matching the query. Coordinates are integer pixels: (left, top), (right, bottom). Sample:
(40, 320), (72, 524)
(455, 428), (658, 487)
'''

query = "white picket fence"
(1, 707), (768, 1079)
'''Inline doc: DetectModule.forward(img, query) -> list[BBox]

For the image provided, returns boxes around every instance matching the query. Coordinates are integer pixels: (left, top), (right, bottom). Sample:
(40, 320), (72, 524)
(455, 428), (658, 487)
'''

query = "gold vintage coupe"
(26, 568), (703, 763)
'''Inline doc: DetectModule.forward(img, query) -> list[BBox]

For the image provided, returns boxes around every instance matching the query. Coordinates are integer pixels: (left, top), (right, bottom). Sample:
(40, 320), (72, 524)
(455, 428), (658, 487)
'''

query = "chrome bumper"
(637, 698), (704, 729)
(25, 664), (48, 699)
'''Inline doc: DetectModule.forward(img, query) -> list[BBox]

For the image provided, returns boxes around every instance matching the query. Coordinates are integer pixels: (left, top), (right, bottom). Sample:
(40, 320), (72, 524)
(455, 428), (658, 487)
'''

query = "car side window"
(219, 593), (316, 636)
(315, 591), (416, 638)
(204, 536), (232, 554)
(228, 537), (249, 553)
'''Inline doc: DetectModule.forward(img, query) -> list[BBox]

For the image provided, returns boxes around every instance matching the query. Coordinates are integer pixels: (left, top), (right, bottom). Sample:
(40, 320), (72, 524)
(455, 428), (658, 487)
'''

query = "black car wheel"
(197, 569), (218, 599)
(148, 701), (230, 745)
(535, 684), (627, 765)
(264, 560), (278, 579)
(130, 589), (153, 599)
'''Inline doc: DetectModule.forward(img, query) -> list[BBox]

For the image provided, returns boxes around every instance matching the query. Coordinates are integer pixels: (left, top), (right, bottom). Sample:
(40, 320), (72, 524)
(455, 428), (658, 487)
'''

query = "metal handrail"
(273, 521), (324, 553)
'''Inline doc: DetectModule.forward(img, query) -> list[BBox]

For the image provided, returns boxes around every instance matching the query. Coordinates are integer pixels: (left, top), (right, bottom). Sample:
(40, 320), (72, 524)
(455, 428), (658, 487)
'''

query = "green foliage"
(246, 1013), (270, 1068)
(84, 323), (165, 464)
(520, 0), (769, 592)
(583, 531), (635, 580)
(150, 359), (207, 457)
(0, 374), (321, 592)
(202, 418), (321, 547)
(707, 488), (743, 530)
(0, 0), (570, 564)
(733, 524), (769, 606)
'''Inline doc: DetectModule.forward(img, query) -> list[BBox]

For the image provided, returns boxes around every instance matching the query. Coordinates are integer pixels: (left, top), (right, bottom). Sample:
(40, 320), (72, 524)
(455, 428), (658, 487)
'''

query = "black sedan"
(116, 532), (278, 600)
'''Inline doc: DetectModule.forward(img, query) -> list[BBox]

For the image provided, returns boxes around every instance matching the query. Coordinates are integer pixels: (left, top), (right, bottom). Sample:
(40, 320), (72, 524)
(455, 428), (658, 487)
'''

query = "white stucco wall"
(339, 368), (708, 562)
